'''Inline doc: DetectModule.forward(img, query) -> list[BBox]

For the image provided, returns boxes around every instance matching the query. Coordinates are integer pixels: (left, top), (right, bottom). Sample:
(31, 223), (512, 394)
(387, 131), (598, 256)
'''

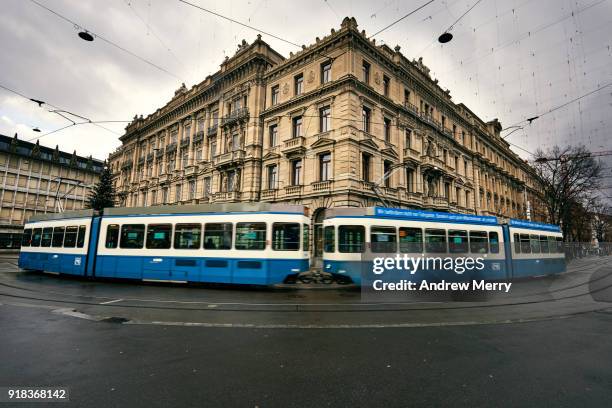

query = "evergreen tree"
(87, 162), (116, 213)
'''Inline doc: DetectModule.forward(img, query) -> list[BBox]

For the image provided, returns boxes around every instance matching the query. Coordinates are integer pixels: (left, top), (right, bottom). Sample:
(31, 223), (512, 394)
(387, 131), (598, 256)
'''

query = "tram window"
(339, 225), (365, 253)
(448, 230), (468, 253)
(513, 233), (520, 253)
(303, 224), (309, 252)
(63, 226), (78, 248)
(174, 224), (201, 249)
(105, 225), (120, 248)
(204, 223), (232, 249)
(31, 228), (42, 247)
(520, 234), (531, 253)
(371, 226), (397, 253)
(555, 237), (564, 253)
(425, 229), (447, 253)
(272, 223), (300, 251)
(469, 231), (488, 254)
(51, 227), (65, 247)
(323, 226), (335, 253)
(21, 229), (32, 247)
(489, 232), (500, 254)
(539, 235), (549, 253)
(399, 227), (423, 253)
(146, 224), (172, 249)
(530, 235), (540, 253)
(120, 224), (145, 249)
(77, 226), (86, 248)
(41, 227), (53, 247)
(236, 223), (266, 250)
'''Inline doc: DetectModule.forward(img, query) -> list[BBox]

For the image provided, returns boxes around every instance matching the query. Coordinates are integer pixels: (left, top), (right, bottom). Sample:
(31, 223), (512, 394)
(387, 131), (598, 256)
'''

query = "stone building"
(0, 133), (104, 248)
(109, 17), (547, 249)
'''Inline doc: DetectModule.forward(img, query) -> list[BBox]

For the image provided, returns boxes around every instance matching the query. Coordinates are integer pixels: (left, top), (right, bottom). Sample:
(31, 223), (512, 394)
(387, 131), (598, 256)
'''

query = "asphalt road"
(2, 303), (612, 408)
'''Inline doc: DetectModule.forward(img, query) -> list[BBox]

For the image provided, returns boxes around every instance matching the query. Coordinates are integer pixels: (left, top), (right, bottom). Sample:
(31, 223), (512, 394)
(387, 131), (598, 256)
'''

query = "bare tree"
(532, 145), (601, 240)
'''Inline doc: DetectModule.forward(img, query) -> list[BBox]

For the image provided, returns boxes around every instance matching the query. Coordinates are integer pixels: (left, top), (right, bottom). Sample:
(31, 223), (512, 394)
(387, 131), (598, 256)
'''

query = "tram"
(322, 207), (565, 285)
(19, 204), (310, 285)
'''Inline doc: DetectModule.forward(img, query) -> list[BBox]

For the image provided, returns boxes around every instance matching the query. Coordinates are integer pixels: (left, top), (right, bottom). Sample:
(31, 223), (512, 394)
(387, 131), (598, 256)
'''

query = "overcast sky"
(1, 0), (611, 197)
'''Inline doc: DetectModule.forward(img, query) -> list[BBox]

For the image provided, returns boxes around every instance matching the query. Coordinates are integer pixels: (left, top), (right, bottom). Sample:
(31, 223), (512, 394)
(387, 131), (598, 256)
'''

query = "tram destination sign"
(373, 207), (498, 225)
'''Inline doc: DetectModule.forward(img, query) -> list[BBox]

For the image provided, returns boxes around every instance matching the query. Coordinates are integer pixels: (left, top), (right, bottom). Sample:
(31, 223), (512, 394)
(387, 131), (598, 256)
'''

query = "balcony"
(193, 130), (204, 144)
(121, 161), (133, 171)
(207, 124), (218, 137)
(180, 138), (190, 148)
(403, 148), (421, 163)
(421, 155), (445, 170)
(223, 107), (249, 127)
(404, 102), (419, 115)
(184, 165), (198, 177)
(213, 149), (245, 168)
(311, 180), (333, 193)
(166, 142), (177, 153)
(381, 186), (398, 199)
(282, 136), (306, 156)
(424, 196), (449, 210)
(402, 191), (423, 206)
(284, 185), (303, 196)
(214, 191), (241, 202)
(261, 189), (278, 201)
(158, 173), (170, 184)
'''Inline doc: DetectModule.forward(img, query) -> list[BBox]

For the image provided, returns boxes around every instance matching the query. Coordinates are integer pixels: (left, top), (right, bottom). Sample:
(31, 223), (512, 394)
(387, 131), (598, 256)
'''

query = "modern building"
(0, 133), (104, 249)
(109, 17), (547, 260)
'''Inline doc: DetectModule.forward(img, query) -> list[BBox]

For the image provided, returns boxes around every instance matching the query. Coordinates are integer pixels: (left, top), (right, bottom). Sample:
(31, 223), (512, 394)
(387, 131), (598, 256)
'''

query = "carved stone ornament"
(374, 71), (381, 85)
(282, 83), (289, 95)
(307, 70), (315, 84)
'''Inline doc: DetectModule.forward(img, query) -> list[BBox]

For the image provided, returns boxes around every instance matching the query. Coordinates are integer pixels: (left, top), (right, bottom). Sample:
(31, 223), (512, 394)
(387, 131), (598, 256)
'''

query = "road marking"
(99, 298), (123, 305)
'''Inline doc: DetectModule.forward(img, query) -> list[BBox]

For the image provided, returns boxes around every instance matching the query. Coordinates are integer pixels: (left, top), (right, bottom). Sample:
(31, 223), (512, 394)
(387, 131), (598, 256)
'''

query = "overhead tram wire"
(176, 0), (301, 48)
(28, 0), (184, 82)
(0, 81), (127, 140)
(502, 81), (612, 134)
(369, 0), (436, 38)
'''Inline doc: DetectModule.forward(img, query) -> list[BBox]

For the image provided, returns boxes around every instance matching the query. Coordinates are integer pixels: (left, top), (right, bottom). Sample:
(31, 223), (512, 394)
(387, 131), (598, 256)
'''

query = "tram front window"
(272, 223), (300, 251)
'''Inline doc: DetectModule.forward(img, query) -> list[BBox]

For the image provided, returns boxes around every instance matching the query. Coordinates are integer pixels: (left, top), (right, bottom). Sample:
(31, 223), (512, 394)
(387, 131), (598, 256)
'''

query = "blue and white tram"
(18, 210), (95, 275)
(322, 207), (506, 285)
(95, 204), (310, 285)
(505, 218), (566, 278)
(322, 207), (565, 285)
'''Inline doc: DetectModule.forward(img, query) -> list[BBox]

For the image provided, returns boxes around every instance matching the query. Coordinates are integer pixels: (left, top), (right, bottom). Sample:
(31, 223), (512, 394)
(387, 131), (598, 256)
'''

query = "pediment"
(381, 146), (399, 160)
(310, 137), (335, 149)
(262, 151), (281, 161)
(358, 138), (378, 150)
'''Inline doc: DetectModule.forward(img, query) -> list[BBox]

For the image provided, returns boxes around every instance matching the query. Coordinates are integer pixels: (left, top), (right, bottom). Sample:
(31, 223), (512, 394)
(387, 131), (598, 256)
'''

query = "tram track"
(0, 261), (610, 314)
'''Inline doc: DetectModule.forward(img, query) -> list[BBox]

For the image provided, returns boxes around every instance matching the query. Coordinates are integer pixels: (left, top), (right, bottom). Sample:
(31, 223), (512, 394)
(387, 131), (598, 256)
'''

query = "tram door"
(311, 208), (326, 269)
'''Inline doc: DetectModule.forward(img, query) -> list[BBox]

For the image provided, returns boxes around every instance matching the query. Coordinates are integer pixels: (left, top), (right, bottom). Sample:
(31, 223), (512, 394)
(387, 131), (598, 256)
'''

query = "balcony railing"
(282, 136), (306, 155)
(261, 189), (278, 200)
(284, 185), (303, 196)
(121, 161), (133, 170)
(193, 130), (204, 144)
(214, 191), (241, 202)
(207, 124), (218, 137)
(311, 180), (332, 192)
(404, 102), (419, 115)
(184, 165), (198, 176)
(403, 148), (421, 163)
(223, 107), (249, 127)
(166, 142), (177, 153)
(421, 155), (445, 169)
(213, 149), (245, 167)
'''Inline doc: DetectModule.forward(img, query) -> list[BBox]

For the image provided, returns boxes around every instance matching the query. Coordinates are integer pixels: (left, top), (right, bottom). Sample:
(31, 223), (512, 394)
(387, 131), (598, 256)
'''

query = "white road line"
(99, 298), (123, 305)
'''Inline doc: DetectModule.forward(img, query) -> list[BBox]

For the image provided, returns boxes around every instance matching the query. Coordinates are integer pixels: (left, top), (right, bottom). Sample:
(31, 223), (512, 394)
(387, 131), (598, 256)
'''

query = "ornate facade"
(109, 17), (546, 225)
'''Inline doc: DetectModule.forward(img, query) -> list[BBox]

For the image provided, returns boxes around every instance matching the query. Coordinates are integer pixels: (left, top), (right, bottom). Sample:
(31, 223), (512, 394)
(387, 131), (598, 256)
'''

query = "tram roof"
(325, 207), (499, 226)
(27, 209), (97, 222)
(103, 203), (307, 217)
